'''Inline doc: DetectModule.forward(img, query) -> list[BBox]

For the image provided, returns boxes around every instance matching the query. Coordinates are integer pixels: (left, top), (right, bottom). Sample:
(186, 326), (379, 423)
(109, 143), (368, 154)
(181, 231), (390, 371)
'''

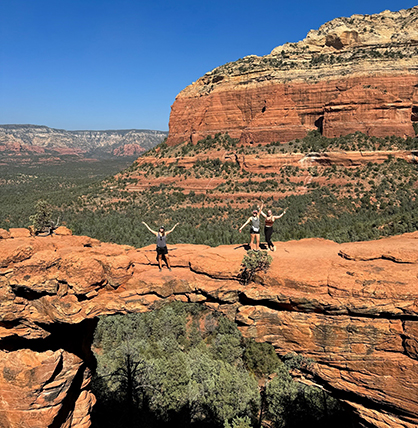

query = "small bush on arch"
(239, 250), (273, 285)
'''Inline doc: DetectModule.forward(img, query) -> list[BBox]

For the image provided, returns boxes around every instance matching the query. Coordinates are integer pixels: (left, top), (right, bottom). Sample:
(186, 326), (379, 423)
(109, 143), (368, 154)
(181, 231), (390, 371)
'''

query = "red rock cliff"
(1, 229), (418, 427)
(167, 7), (418, 146)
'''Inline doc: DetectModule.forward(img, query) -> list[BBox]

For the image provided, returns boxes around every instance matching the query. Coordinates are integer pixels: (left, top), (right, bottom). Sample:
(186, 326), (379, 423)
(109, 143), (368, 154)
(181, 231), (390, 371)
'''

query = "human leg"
(255, 233), (260, 251)
(164, 254), (172, 270)
(157, 254), (163, 270)
(250, 233), (256, 250)
(265, 226), (274, 250)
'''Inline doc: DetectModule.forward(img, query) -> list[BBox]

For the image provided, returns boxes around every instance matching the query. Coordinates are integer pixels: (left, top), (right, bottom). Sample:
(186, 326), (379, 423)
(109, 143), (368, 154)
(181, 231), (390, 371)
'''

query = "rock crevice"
(1, 230), (418, 427)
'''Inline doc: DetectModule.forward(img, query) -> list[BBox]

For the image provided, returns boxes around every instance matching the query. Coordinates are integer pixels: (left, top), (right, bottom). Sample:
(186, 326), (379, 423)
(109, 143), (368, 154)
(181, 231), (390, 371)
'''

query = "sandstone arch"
(1, 230), (418, 427)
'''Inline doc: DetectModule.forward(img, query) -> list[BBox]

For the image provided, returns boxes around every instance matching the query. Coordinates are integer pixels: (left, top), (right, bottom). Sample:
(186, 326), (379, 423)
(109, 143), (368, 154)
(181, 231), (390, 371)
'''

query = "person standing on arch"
(239, 203), (263, 251)
(259, 206), (288, 251)
(142, 222), (179, 271)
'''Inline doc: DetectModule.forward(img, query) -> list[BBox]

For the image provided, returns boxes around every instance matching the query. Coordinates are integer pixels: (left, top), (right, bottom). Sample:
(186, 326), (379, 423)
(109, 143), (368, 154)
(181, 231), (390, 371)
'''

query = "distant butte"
(167, 7), (418, 146)
(1, 228), (418, 427)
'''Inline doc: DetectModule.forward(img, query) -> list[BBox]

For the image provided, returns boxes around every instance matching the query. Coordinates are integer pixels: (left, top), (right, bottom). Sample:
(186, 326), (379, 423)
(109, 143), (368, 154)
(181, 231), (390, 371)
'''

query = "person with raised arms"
(142, 221), (179, 271)
(259, 206), (288, 251)
(239, 203), (263, 251)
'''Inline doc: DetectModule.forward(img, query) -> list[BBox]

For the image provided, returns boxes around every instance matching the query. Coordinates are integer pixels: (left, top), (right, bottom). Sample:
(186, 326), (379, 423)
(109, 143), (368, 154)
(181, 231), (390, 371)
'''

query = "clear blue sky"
(1, 0), (416, 131)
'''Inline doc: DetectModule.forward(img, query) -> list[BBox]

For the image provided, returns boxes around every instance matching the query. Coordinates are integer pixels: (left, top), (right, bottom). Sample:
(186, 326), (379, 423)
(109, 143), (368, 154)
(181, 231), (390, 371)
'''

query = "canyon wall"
(127, 149), (418, 197)
(167, 7), (418, 146)
(1, 229), (418, 427)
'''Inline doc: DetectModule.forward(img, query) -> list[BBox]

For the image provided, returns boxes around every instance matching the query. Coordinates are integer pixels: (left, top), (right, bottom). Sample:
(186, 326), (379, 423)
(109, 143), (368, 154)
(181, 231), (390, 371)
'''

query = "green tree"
(240, 250), (273, 284)
(265, 372), (352, 428)
(224, 416), (253, 428)
(29, 199), (53, 233)
(92, 304), (260, 427)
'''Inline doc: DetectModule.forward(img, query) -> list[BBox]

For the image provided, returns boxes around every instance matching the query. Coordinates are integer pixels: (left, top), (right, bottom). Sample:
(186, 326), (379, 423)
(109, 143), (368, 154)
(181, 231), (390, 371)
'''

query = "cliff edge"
(0, 229), (418, 427)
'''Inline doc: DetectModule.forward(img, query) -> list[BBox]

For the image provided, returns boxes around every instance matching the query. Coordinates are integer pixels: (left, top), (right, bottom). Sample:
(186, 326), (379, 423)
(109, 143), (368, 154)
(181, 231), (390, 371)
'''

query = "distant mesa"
(166, 6), (418, 146)
(0, 124), (168, 163)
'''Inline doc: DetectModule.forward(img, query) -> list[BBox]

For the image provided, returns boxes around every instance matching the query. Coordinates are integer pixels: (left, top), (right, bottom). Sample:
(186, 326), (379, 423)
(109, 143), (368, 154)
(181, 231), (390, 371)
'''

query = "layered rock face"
(1, 230), (418, 427)
(167, 7), (418, 146)
(130, 149), (418, 195)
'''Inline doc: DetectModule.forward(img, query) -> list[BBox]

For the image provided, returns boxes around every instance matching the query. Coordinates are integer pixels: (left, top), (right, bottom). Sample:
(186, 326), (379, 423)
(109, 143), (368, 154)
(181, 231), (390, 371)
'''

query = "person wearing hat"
(142, 221), (179, 271)
(238, 203), (263, 251)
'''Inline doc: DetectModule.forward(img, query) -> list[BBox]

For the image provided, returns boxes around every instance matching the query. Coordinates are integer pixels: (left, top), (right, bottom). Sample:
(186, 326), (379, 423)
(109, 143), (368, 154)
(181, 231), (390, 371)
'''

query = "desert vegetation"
(91, 302), (354, 428)
(239, 250), (273, 285)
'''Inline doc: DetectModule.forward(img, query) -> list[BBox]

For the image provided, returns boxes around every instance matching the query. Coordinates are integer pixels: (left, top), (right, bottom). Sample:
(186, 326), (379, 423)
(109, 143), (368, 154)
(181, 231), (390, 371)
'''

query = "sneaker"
(168, 267), (172, 271)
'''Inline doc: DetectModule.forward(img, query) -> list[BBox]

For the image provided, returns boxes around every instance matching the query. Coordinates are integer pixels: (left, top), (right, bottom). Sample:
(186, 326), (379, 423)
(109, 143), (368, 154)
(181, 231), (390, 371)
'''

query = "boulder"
(9, 228), (31, 238)
(0, 229), (10, 239)
(55, 226), (73, 236)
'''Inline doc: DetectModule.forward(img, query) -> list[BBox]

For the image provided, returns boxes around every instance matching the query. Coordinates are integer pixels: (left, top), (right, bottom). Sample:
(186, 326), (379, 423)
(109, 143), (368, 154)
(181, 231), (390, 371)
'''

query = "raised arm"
(257, 203), (265, 217)
(166, 222), (180, 235)
(257, 202), (267, 217)
(142, 221), (158, 236)
(239, 217), (251, 233)
(273, 207), (288, 220)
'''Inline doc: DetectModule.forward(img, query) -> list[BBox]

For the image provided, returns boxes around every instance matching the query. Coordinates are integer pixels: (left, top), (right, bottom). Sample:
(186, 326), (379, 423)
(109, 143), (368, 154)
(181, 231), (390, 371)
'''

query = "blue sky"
(1, 0), (417, 131)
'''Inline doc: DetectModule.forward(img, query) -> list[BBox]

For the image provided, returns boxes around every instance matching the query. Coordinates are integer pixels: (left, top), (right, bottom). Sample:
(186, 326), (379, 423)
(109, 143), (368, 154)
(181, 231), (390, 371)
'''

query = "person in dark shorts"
(239, 203), (263, 251)
(142, 221), (179, 271)
(259, 206), (287, 251)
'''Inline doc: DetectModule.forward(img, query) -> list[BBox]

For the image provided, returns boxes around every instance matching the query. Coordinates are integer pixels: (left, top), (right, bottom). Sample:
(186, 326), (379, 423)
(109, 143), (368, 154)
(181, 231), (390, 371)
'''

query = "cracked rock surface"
(1, 228), (418, 427)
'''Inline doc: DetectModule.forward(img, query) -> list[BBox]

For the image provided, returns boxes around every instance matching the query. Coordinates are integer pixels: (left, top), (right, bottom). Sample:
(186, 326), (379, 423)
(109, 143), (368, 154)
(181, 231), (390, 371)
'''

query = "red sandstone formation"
(136, 148), (418, 171)
(125, 149), (418, 196)
(0, 142), (46, 154)
(112, 143), (146, 157)
(0, 229), (418, 427)
(168, 76), (418, 146)
(166, 7), (418, 146)
(0, 126), (167, 159)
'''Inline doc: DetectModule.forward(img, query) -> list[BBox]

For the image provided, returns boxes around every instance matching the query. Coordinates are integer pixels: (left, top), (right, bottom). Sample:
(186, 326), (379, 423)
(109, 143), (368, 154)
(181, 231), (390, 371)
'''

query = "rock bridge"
(1, 228), (418, 428)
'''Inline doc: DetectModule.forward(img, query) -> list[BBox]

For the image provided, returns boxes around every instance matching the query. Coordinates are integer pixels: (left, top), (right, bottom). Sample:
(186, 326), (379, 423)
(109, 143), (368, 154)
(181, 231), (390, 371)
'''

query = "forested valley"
(91, 302), (355, 428)
(2, 131), (418, 248)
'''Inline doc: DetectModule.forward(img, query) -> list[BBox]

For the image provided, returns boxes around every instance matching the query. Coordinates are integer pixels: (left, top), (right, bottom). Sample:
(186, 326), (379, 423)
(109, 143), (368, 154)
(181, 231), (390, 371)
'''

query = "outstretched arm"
(273, 207), (288, 220)
(257, 203), (266, 218)
(166, 222), (180, 235)
(142, 221), (158, 236)
(239, 217), (251, 233)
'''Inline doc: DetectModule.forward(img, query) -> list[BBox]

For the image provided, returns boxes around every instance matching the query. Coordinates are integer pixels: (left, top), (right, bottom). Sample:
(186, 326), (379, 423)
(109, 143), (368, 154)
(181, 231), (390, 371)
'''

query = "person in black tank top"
(142, 222), (179, 271)
(238, 203), (263, 251)
(259, 206), (287, 251)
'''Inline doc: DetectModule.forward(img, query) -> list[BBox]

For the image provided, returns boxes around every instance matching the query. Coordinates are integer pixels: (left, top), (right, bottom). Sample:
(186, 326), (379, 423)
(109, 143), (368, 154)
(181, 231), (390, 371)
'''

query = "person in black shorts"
(238, 203), (263, 251)
(142, 221), (179, 271)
